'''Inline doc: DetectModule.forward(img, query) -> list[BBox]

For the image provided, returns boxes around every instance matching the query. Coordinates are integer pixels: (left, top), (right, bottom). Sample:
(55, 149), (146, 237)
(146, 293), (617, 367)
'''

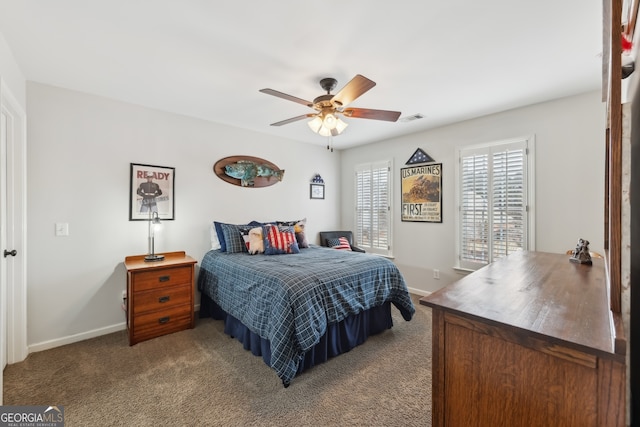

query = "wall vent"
(400, 113), (424, 122)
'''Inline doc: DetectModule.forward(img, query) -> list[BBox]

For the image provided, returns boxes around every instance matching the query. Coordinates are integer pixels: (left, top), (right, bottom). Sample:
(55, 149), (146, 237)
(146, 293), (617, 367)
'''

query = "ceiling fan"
(259, 74), (401, 138)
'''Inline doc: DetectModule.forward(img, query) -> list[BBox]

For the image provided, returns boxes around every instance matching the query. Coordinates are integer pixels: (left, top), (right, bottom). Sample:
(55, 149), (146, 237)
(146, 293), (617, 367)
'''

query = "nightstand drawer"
(133, 284), (192, 314)
(130, 305), (193, 345)
(133, 303), (191, 331)
(132, 266), (192, 292)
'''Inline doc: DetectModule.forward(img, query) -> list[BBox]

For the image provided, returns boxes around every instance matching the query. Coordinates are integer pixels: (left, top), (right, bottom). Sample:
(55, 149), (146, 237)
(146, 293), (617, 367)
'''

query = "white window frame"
(354, 160), (393, 257)
(455, 135), (536, 270)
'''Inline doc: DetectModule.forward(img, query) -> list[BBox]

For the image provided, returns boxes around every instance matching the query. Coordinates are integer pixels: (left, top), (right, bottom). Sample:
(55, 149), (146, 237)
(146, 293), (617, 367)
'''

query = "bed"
(197, 244), (415, 387)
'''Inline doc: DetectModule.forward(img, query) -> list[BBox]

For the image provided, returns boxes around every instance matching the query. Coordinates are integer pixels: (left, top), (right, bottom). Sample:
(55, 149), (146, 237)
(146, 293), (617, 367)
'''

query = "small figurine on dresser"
(569, 238), (593, 265)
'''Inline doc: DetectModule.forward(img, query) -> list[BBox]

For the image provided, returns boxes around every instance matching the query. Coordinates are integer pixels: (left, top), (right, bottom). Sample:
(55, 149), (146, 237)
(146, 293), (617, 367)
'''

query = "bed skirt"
(199, 293), (393, 379)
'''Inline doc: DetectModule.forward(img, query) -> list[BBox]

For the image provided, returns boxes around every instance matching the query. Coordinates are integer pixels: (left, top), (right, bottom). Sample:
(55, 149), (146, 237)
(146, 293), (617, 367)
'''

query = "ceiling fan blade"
(270, 114), (315, 126)
(342, 108), (401, 122)
(259, 88), (313, 108)
(331, 75), (376, 107)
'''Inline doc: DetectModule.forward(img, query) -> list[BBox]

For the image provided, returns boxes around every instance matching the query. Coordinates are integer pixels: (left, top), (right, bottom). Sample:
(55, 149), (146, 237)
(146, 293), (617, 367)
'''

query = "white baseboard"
(28, 322), (127, 353)
(27, 304), (202, 354)
(407, 286), (431, 297)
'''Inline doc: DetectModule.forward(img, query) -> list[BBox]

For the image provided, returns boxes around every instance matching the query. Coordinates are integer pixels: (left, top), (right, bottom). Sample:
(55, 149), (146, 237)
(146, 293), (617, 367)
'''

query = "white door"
(0, 104), (7, 378)
(0, 80), (28, 404)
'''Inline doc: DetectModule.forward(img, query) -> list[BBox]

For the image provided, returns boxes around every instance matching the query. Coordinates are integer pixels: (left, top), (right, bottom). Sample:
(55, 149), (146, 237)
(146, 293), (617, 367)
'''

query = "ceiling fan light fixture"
(323, 112), (337, 130)
(307, 116), (323, 133)
(318, 126), (332, 137)
(335, 117), (348, 134)
(308, 112), (347, 136)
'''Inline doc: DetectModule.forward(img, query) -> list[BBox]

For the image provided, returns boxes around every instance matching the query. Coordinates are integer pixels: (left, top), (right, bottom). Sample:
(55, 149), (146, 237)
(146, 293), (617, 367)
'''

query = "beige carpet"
(3, 295), (432, 427)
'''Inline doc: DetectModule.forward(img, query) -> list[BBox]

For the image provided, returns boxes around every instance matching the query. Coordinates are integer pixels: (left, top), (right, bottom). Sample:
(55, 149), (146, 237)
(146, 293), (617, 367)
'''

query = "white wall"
(26, 82), (341, 349)
(25, 82), (607, 348)
(341, 91), (606, 293)
(0, 32), (25, 109)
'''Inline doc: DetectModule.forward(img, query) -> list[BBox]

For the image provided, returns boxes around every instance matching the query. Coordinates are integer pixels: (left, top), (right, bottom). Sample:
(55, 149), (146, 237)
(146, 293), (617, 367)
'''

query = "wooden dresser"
(420, 251), (626, 427)
(124, 251), (197, 345)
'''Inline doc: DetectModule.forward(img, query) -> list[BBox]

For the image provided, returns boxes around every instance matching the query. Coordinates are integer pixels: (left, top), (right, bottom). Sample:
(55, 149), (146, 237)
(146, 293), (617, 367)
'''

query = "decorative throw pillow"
(277, 218), (309, 248)
(218, 221), (262, 253)
(238, 226), (251, 252)
(263, 224), (300, 255)
(328, 236), (352, 250)
(214, 221), (261, 252)
(293, 218), (309, 248)
(239, 226), (264, 254)
(325, 237), (340, 247)
(210, 223), (222, 250)
(213, 221), (227, 252)
(221, 223), (249, 253)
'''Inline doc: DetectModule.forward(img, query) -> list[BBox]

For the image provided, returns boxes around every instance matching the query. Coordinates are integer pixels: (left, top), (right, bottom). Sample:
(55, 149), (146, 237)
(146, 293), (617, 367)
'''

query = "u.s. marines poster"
(401, 163), (442, 222)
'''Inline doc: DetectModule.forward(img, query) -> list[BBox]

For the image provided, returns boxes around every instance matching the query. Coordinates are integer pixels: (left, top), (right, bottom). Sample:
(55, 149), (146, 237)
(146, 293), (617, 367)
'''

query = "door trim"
(1, 79), (28, 365)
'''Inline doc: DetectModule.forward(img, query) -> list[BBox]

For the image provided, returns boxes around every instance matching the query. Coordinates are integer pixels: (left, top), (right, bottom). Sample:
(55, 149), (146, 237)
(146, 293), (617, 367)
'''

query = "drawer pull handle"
(158, 316), (170, 324)
(159, 275), (170, 282)
(158, 296), (170, 303)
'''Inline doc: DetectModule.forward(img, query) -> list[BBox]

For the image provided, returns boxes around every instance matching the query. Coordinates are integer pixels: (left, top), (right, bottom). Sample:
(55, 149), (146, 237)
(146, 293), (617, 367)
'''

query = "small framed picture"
(310, 183), (325, 199)
(130, 163), (175, 221)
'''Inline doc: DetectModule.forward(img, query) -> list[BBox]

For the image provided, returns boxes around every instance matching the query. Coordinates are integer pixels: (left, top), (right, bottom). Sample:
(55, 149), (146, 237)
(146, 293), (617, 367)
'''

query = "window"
(355, 160), (392, 256)
(456, 136), (535, 270)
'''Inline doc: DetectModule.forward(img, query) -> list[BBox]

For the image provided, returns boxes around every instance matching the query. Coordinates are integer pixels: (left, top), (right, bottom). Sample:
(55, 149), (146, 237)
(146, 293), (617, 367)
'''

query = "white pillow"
(210, 223), (221, 250)
(248, 227), (264, 254)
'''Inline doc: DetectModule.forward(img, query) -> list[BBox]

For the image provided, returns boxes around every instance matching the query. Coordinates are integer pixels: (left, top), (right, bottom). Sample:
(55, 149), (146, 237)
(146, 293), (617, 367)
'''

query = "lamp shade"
(323, 113), (337, 130)
(308, 113), (348, 137)
(307, 116), (323, 133)
(318, 126), (332, 137)
(335, 117), (348, 134)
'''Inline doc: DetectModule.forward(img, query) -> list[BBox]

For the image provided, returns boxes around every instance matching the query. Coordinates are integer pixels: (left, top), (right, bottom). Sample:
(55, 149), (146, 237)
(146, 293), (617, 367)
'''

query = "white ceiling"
(0, 1), (603, 149)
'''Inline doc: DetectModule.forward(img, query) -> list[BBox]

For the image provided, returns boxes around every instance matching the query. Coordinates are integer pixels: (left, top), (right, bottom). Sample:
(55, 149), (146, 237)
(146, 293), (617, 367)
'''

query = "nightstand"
(124, 251), (197, 345)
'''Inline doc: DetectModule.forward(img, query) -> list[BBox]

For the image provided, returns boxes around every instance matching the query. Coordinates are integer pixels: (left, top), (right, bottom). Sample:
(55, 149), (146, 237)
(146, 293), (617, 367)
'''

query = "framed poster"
(310, 183), (325, 199)
(401, 163), (442, 222)
(129, 163), (175, 221)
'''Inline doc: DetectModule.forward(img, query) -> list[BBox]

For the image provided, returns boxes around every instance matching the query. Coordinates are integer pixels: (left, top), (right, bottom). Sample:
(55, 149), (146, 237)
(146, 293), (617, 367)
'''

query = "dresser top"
(420, 251), (620, 358)
(124, 251), (197, 271)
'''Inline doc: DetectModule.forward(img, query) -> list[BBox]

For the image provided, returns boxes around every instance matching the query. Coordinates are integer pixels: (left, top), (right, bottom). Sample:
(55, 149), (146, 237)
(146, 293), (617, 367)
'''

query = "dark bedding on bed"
(197, 245), (415, 384)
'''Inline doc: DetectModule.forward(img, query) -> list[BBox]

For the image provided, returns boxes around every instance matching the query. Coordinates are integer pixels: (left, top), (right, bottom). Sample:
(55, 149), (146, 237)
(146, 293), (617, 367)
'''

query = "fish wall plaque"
(214, 156), (285, 187)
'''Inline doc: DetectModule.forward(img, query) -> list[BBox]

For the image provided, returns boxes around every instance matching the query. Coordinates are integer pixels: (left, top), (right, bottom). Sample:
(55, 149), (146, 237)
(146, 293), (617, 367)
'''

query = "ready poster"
(129, 163), (175, 221)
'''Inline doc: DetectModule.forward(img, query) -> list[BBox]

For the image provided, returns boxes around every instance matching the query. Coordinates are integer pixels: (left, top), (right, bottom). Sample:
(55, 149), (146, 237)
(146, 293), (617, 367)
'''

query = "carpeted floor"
(3, 295), (432, 427)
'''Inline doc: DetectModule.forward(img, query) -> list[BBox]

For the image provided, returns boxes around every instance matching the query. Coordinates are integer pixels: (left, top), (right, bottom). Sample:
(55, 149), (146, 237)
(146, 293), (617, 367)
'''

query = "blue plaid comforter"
(197, 245), (415, 384)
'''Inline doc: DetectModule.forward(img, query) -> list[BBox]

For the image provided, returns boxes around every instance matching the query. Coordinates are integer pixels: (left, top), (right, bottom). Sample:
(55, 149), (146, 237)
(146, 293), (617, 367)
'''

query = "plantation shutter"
(460, 150), (490, 265)
(355, 161), (391, 255)
(491, 147), (526, 261)
(459, 139), (530, 269)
